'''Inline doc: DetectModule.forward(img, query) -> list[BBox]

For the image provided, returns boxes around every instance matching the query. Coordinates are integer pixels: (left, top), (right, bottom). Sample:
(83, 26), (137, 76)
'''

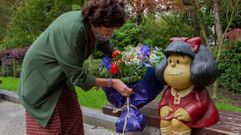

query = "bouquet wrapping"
(98, 44), (164, 133)
(103, 67), (163, 132)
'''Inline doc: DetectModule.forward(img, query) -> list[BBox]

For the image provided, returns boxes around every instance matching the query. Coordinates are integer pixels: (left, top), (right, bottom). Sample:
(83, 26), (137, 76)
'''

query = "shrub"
(0, 47), (28, 77)
(110, 15), (194, 51)
(218, 41), (241, 93)
(111, 20), (142, 50)
(156, 14), (194, 46)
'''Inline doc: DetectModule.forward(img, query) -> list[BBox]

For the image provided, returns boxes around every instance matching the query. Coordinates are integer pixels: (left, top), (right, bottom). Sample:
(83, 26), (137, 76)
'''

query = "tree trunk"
(194, 1), (210, 47)
(214, 0), (223, 44)
(190, 9), (200, 37)
(213, 0), (223, 99)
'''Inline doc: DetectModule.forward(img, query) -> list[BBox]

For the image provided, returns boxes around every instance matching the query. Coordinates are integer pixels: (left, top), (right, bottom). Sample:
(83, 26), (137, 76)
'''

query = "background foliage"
(111, 20), (142, 50)
(0, 0), (19, 43)
(218, 41), (241, 93)
(1, 0), (76, 49)
(131, 14), (195, 48)
(93, 15), (194, 59)
(0, 0), (240, 94)
(111, 14), (194, 50)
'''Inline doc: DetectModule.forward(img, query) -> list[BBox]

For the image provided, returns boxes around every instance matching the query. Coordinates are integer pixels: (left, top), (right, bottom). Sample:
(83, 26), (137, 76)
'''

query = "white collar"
(171, 85), (194, 98)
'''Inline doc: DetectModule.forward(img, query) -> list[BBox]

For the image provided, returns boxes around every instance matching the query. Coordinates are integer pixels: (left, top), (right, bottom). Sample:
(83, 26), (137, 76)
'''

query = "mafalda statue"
(156, 37), (219, 135)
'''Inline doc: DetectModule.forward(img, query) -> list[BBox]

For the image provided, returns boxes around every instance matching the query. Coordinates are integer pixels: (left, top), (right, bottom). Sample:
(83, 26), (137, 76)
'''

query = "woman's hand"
(112, 79), (133, 97)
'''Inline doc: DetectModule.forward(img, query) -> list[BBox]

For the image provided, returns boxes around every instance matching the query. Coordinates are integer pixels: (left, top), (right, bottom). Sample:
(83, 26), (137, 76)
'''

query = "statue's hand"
(160, 106), (173, 118)
(174, 108), (191, 122)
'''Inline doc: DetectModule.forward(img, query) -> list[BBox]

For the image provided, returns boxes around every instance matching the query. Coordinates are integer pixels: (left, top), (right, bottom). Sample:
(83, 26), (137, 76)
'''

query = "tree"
(161, 0), (241, 97)
(123, 0), (162, 25)
(0, 0), (20, 42)
(165, 0), (215, 47)
(212, 0), (241, 99)
(1, 0), (76, 49)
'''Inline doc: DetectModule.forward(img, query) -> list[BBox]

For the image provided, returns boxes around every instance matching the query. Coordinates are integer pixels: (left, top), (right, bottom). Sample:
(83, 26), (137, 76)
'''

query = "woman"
(18, 0), (133, 134)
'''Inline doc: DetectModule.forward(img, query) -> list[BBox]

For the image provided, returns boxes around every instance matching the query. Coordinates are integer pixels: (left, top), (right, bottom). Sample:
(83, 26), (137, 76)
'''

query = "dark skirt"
(26, 86), (84, 135)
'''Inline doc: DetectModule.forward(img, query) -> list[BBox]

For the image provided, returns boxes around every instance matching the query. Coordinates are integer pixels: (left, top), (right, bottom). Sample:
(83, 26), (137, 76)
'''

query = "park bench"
(103, 100), (241, 135)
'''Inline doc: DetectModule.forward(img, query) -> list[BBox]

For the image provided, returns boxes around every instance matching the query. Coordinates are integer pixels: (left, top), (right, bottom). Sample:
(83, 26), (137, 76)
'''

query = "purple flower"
(102, 56), (111, 70)
(140, 44), (151, 57)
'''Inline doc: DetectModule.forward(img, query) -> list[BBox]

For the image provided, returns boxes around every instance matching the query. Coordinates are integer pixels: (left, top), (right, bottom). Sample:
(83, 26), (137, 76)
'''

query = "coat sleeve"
(49, 22), (96, 91)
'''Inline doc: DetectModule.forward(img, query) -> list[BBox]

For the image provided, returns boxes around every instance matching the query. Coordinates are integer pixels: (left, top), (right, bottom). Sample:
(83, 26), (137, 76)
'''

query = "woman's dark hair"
(82, 0), (126, 28)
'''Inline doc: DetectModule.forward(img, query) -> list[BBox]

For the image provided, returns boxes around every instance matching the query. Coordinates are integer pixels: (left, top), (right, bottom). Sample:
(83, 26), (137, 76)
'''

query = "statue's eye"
(169, 59), (172, 63)
(177, 60), (180, 64)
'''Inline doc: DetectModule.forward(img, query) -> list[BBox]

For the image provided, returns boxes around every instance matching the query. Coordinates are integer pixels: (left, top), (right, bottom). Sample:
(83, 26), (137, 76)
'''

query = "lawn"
(1, 77), (241, 113)
(76, 87), (107, 109)
(0, 77), (107, 109)
(0, 77), (20, 91)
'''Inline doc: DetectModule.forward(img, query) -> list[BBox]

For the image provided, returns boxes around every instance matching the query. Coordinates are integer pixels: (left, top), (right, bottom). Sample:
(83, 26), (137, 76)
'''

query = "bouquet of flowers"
(100, 44), (153, 83)
(98, 43), (164, 133)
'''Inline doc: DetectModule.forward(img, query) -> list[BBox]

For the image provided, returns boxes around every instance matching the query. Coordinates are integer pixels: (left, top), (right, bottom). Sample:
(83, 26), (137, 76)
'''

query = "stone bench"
(0, 89), (20, 104)
(102, 100), (241, 135)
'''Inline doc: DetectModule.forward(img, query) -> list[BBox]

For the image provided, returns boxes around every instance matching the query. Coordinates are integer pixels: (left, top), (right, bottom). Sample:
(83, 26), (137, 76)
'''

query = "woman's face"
(91, 25), (116, 41)
(164, 54), (192, 91)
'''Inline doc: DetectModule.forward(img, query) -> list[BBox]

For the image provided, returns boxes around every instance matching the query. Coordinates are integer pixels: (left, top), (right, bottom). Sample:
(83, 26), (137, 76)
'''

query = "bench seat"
(102, 100), (241, 135)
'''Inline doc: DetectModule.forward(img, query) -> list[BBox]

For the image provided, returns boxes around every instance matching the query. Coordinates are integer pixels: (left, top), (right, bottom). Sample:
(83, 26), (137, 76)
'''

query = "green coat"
(18, 11), (114, 127)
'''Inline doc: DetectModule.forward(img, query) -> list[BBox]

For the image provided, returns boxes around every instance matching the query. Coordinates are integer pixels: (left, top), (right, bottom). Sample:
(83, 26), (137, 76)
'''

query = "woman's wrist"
(95, 78), (115, 88)
(108, 78), (113, 87)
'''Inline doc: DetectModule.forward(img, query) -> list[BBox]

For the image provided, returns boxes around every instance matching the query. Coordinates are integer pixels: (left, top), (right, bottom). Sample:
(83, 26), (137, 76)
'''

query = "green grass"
(1, 77), (241, 113)
(0, 77), (19, 91)
(215, 102), (241, 113)
(76, 87), (107, 109)
(0, 77), (107, 109)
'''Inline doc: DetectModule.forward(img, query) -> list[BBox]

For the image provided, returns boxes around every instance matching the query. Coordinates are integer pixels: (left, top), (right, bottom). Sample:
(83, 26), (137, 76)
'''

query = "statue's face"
(164, 54), (192, 91)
